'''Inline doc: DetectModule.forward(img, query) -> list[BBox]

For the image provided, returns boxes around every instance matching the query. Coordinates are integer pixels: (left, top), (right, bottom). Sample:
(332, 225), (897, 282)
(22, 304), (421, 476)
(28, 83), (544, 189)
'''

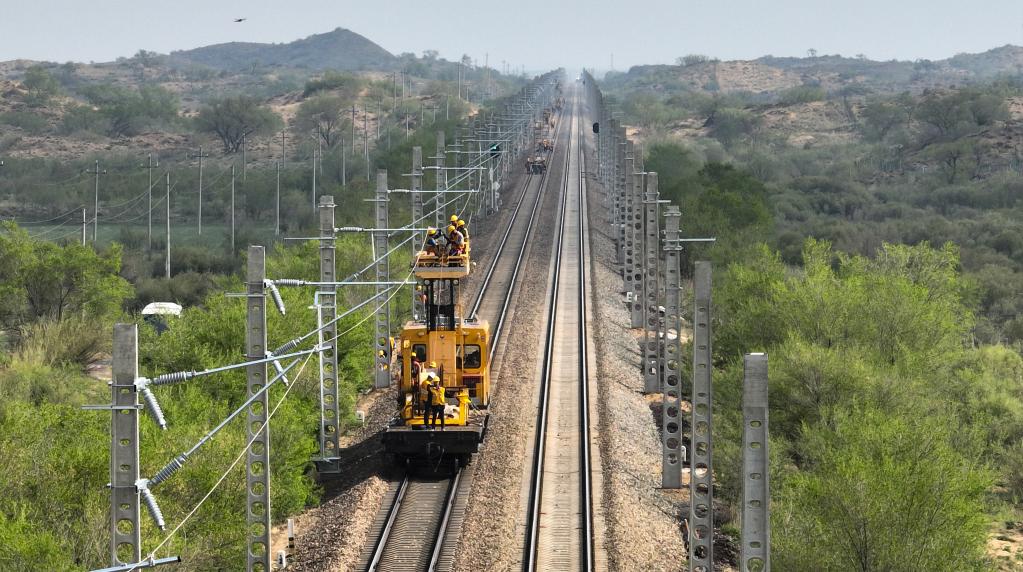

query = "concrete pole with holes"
(374, 171), (392, 389)
(245, 246), (271, 572)
(110, 323), (141, 566)
(661, 206), (683, 488)
(435, 131), (446, 230)
(621, 155), (635, 304)
(641, 173), (661, 394)
(411, 147), (425, 320)
(629, 152), (644, 330)
(689, 260), (714, 571)
(742, 353), (770, 572)
(318, 197), (341, 471)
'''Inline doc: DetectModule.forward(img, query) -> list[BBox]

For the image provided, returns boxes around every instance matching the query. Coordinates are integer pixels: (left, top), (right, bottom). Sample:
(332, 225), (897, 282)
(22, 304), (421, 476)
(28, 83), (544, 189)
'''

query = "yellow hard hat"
(457, 219), (465, 227)
(427, 227), (437, 236)
(447, 225), (456, 233)
(429, 361), (437, 368)
(450, 215), (458, 223)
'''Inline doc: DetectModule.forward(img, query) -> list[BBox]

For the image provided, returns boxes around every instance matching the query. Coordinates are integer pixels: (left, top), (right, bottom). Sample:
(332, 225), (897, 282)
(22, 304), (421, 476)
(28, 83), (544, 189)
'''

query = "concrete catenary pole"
(411, 147), (424, 319)
(110, 323), (141, 566)
(374, 170), (392, 389)
(689, 260), (714, 571)
(245, 246), (272, 572)
(661, 206), (683, 488)
(742, 354), (770, 572)
(435, 131), (446, 230)
(318, 197), (341, 472)
(642, 172), (660, 394)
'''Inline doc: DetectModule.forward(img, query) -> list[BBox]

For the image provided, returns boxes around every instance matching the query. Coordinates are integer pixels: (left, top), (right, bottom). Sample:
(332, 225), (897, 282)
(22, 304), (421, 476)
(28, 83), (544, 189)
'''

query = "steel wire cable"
(129, 267), (413, 570)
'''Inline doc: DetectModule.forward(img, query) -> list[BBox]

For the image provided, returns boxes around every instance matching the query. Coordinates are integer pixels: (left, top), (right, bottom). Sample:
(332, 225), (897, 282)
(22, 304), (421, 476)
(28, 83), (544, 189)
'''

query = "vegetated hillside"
(608, 48), (1023, 572)
(169, 27), (396, 72)
(612, 45), (1023, 96)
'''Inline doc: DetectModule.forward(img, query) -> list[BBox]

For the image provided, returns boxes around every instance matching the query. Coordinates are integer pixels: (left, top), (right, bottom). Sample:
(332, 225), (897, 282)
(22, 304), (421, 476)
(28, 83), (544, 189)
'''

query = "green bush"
(0, 111), (48, 135)
(14, 315), (108, 371)
(778, 85), (826, 106)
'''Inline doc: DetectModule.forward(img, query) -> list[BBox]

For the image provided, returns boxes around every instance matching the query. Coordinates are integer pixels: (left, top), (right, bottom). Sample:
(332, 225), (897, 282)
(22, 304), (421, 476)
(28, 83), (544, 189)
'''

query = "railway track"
(523, 91), (596, 571)
(360, 94), (568, 572)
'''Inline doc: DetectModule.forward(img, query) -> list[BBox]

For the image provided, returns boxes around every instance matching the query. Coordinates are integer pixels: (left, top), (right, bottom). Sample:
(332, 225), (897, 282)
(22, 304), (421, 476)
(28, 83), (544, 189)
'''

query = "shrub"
(0, 111), (48, 135)
(14, 315), (108, 371)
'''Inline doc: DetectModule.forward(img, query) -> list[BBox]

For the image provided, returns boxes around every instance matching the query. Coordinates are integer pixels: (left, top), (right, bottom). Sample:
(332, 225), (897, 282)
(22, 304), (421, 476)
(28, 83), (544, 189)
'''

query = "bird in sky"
(234, 18), (246, 23)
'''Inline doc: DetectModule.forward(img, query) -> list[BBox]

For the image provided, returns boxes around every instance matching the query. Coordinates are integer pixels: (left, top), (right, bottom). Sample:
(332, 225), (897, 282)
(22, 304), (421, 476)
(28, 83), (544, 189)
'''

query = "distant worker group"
(421, 214), (470, 263)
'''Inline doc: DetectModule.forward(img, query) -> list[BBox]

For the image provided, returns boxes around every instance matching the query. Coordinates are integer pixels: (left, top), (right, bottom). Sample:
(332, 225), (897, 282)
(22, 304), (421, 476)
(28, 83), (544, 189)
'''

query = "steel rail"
(524, 95), (573, 572)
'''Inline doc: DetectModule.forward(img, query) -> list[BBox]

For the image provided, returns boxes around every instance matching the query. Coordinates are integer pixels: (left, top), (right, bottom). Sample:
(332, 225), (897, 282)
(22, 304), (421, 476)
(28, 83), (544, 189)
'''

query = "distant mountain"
(169, 27), (396, 71)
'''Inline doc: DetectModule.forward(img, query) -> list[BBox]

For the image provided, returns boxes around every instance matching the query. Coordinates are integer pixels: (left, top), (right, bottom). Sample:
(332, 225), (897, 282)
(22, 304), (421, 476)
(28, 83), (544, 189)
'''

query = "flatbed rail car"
(382, 237), (490, 467)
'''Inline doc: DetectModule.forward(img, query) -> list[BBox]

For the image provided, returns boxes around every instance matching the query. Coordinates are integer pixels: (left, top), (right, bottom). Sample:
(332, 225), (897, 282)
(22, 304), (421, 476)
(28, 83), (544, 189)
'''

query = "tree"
(773, 407), (991, 571)
(293, 95), (347, 148)
(917, 90), (968, 138)
(926, 139), (975, 184)
(676, 54), (712, 67)
(21, 66), (59, 107)
(707, 107), (761, 146)
(196, 96), (282, 153)
(78, 83), (178, 137)
(0, 223), (132, 331)
(861, 96), (910, 140)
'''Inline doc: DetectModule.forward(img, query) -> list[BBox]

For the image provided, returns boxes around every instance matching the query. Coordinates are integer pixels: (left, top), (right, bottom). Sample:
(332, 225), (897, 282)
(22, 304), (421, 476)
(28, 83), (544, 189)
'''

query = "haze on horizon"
(3, 0), (1023, 71)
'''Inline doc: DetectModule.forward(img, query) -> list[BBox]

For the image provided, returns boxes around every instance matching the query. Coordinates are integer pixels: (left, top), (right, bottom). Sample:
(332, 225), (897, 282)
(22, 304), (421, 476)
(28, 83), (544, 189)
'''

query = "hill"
(609, 45), (1023, 96)
(169, 27), (396, 72)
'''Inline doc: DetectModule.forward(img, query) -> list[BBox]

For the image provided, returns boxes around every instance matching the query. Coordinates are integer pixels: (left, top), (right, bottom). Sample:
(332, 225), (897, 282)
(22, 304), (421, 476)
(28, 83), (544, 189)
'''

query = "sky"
(2, 0), (1023, 71)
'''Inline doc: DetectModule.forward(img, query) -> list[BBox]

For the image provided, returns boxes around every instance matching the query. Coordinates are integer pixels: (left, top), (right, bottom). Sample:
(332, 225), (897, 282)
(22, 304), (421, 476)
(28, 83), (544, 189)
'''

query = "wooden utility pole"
(85, 160), (105, 243)
(312, 149), (318, 212)
(165, 173), (171, 279)
(145, 154), (158, 250)
(191, 146), (209, 235)
(230, 166), (236, 253)
(275, 161), (281, 236)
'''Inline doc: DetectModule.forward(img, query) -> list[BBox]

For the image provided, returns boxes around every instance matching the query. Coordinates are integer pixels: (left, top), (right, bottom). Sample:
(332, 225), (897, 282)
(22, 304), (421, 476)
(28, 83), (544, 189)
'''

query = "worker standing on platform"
(429, 379), (446, 429)
(424, 228), (440, 256)
(447, 224), (465, 257)
(456, 219), (469, 241)
(420, 370), (436, 419)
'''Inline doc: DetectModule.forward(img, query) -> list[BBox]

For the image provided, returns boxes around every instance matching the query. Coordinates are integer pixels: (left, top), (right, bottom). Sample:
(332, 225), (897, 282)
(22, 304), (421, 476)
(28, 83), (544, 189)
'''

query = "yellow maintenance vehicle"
(382, 227), (490, 466)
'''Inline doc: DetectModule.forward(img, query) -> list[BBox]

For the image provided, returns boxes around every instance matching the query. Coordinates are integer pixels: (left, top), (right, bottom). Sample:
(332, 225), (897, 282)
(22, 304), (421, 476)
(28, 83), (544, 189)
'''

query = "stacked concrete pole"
(110, 324), (141, 566)
(689, 261), (714, 571)
(411, 147), (424, 320)
(661, 207), (684, 488)
(629, 150), (644, 329)
(373, 171), (391, 389)
(245, 246), (272, 572)
(742, 354), (770, 572)
(641, 172), (661, 394)
(317, 196), (341, 470)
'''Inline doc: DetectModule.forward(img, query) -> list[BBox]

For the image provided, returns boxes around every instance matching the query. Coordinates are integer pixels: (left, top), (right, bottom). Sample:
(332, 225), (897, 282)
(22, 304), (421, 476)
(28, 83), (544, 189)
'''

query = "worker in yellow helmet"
(424, 227), (439, 256)
(447, 224), (464, 257)
(419, 372), (434, 419)
(428, 377), (446, 429)
(456, 219), (469, 240)
(450, 214), (458, 224)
